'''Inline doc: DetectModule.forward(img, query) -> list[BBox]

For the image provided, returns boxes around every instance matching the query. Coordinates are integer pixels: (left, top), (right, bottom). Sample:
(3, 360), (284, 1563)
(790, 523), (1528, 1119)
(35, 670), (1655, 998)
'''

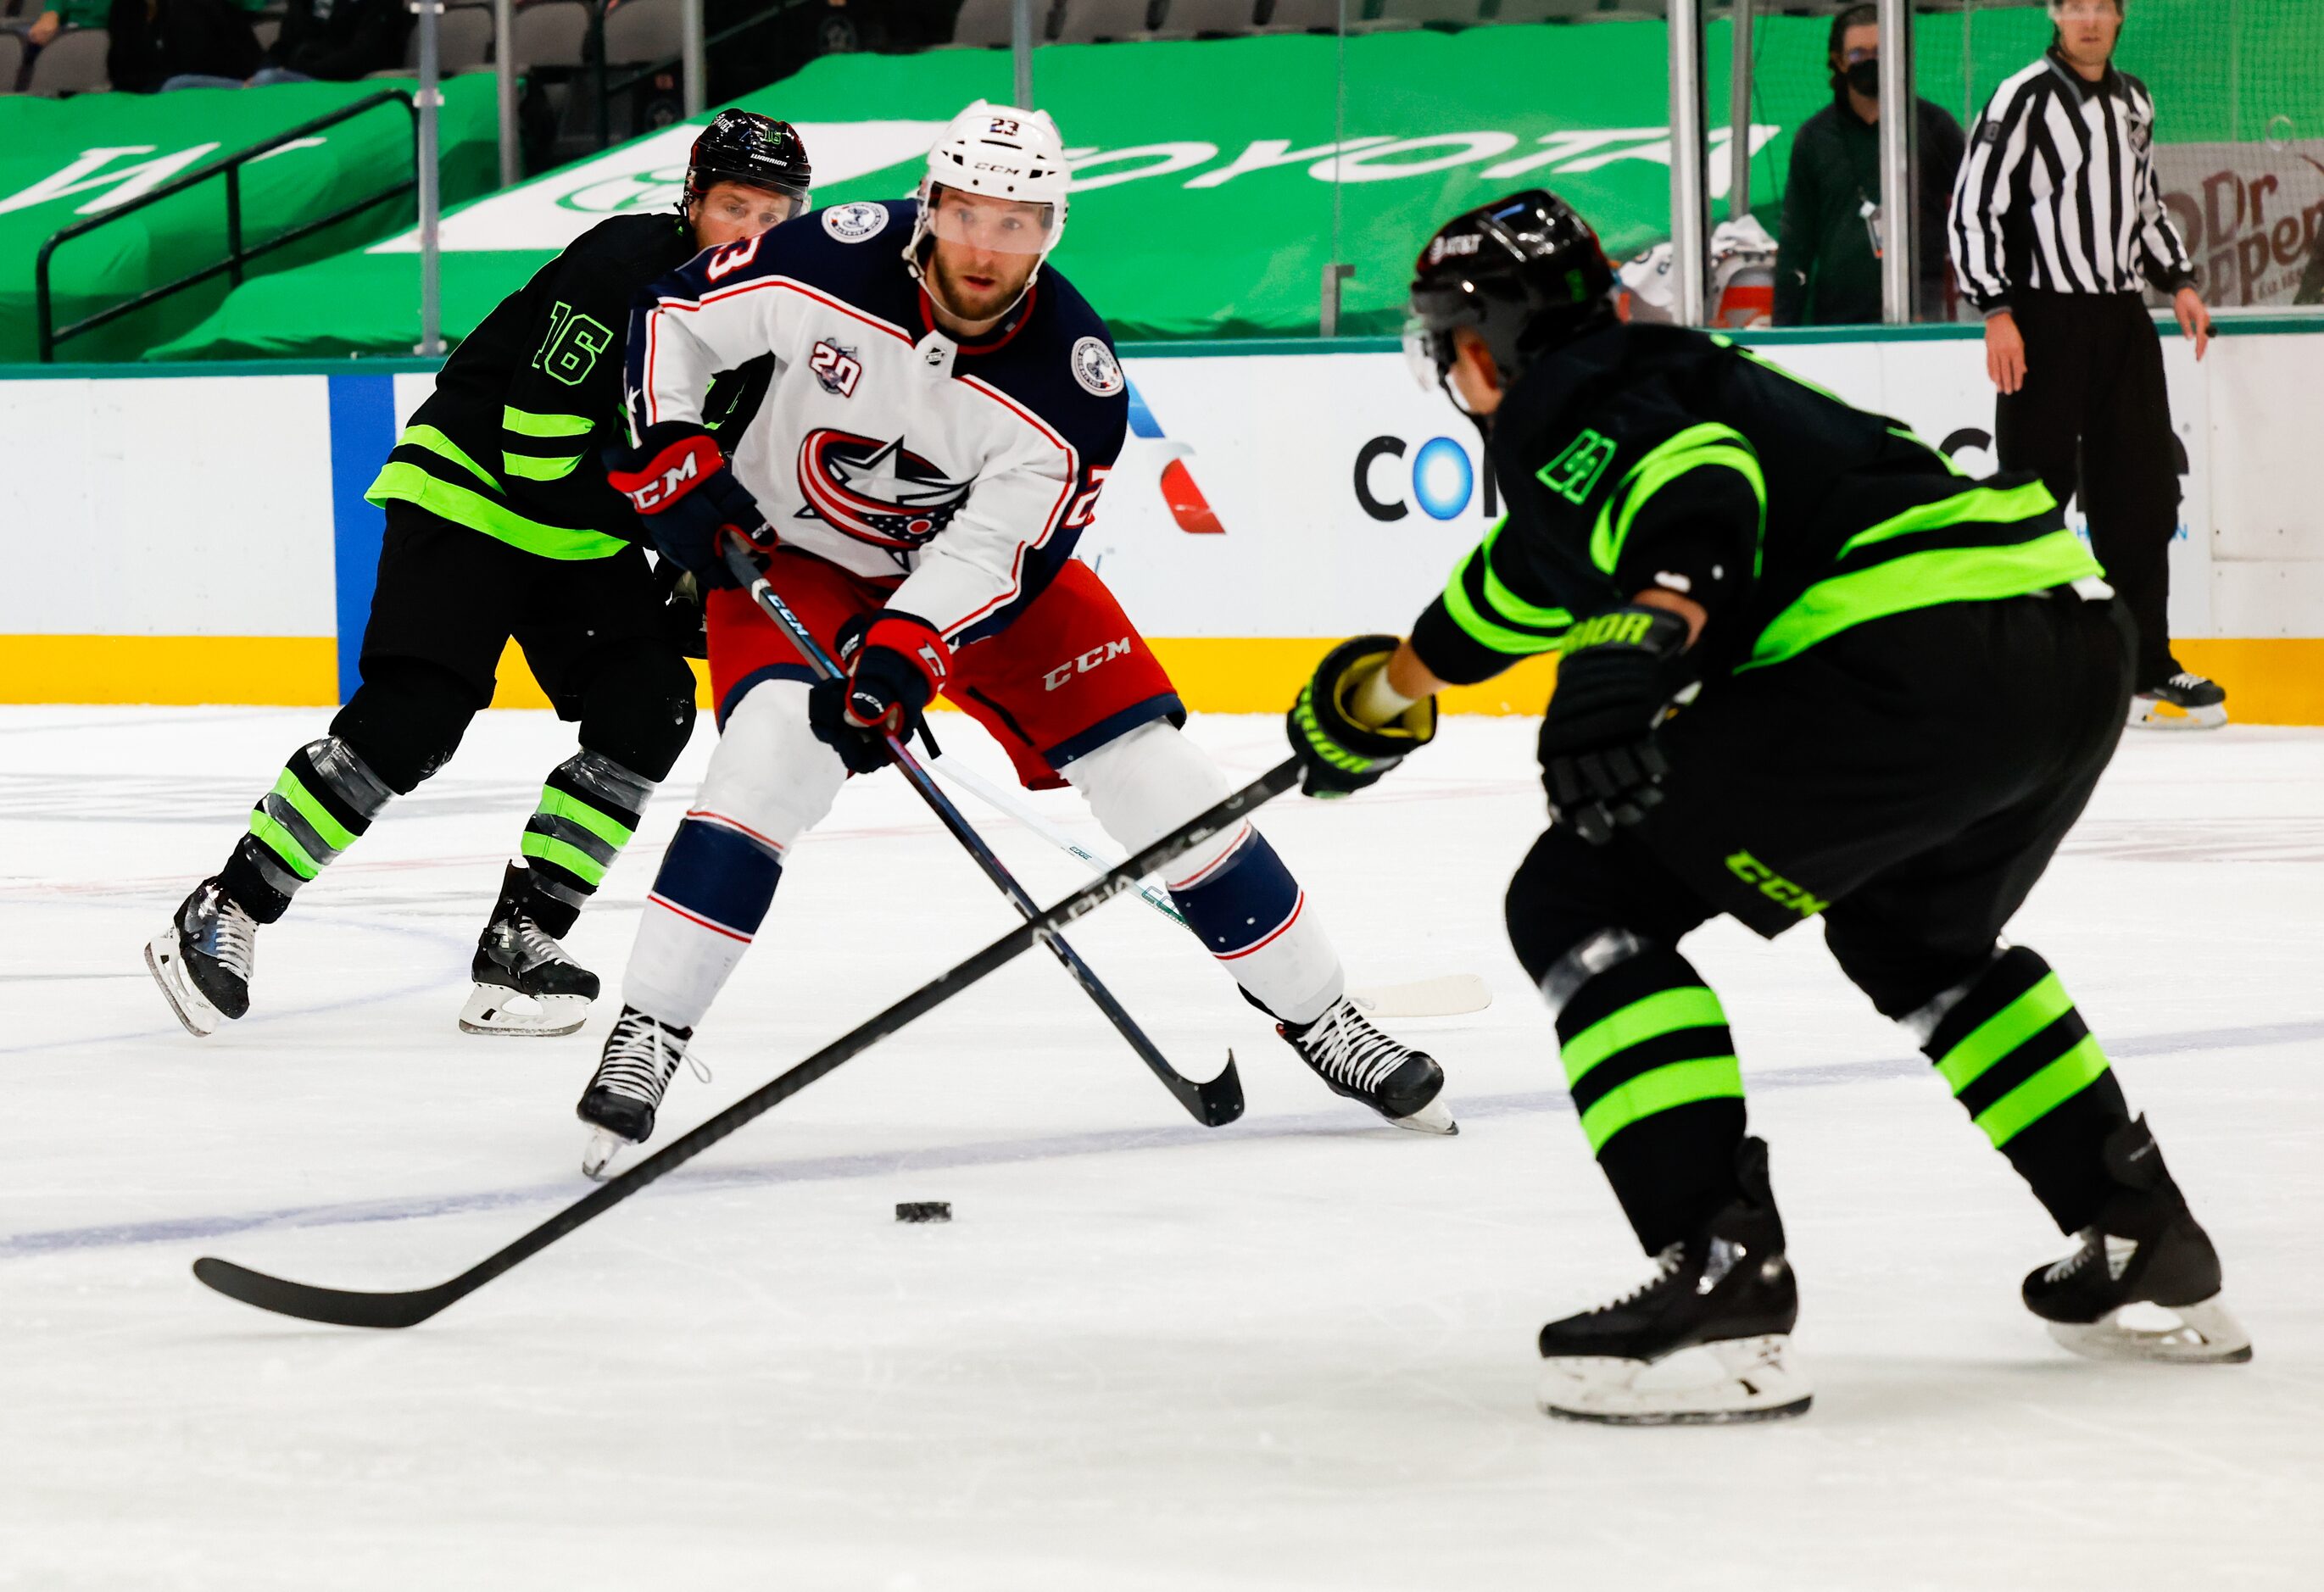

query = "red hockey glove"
(808, 612), (952, 775)
(606, 424), (772, 587)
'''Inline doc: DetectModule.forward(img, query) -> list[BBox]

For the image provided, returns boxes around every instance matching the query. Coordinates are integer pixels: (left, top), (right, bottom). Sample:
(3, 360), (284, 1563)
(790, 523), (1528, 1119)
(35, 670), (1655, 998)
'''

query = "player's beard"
(928, 249), (1037, 327)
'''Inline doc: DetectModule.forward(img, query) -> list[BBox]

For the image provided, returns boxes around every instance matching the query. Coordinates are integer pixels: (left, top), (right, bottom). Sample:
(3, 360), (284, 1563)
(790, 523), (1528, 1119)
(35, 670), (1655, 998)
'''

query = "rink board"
(2, 318), (2321, 721)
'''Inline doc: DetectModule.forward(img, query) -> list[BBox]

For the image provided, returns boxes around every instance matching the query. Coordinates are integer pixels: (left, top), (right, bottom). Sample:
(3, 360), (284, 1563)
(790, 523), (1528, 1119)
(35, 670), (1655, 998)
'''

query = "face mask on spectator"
(1846, 58), (1881, 98)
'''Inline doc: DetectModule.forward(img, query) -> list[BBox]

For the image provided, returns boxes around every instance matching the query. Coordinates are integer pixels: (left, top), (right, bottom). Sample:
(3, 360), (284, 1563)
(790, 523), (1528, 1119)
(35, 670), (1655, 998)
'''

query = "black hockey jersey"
(626, 198), (1127, 644)
(368, 213), (767, 559)
(1408, 322), (2104, 685)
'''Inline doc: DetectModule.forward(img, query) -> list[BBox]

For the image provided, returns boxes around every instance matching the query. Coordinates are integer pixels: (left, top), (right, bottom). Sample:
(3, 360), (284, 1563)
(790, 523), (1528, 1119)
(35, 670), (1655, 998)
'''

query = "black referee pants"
(1995, 289), (2183, 688)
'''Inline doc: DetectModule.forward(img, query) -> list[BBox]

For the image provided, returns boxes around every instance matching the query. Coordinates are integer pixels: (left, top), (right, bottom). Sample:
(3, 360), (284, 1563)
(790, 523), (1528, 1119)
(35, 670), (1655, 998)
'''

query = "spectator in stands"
(1773, 3), (1965, 326)
(106, 0), (264, 90)
(23, 0), (111, 52)
(260, 0), (411, 82)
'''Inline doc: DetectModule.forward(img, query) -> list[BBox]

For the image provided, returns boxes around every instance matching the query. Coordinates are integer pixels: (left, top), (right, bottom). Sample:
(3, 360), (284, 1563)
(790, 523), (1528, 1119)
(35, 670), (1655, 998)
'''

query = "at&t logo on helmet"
(1353, 435), (1498, 522)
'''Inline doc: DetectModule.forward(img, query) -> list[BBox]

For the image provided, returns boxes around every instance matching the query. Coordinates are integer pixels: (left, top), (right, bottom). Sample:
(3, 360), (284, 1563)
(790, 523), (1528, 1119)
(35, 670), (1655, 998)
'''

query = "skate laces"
(192, 885), (259, 982)
(2167, 671), (2210, 692)
(1292, 1000), (1408, 1094)
(501, 913), (571, 976)
(594, 1011), (709, 1105)
(1590, 1242), (1687, 1315)
(2044, 1231), (2135, 1284)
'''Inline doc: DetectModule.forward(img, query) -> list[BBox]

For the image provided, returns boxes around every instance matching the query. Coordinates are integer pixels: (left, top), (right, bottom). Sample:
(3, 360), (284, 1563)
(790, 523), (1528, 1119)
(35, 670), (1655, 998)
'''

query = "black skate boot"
(144, 878), (260, 1038)
(577, 1005), (701, 1179)
(2127, 669), (2227, 731)
(1536, 1137), (1810, 1425)
(460, 864), (600, 1037)
(2022, 1116), (2250, 1364)
(1278, 996), (1455, 1133)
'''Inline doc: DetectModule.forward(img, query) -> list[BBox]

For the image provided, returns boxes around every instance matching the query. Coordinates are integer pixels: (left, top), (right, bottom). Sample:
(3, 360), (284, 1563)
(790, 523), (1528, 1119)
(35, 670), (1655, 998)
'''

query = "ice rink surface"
(2, 704), (2319, 1589)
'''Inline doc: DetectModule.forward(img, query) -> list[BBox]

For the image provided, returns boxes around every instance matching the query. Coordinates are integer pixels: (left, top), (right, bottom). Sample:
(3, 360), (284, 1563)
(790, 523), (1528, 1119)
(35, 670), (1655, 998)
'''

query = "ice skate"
(1278, 996), (1455, 1133)
(2126, 671), (2226, 731)
(577, 1005), (701, 1178)
(460, 887), (600, 1038)
(1536, 1138), (1811, 1425)
(144, 878), (259, 1038)
(2023, 1116), (2249, 1365)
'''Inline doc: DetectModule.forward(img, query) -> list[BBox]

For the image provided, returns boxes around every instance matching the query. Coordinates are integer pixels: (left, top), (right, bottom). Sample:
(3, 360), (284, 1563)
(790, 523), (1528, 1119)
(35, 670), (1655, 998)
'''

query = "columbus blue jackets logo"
(795, 431), (973, 551)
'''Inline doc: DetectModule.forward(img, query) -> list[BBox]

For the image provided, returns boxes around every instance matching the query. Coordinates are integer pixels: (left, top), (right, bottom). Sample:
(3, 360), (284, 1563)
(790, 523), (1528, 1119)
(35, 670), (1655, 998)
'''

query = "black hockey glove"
(1287, 634), (1439, 799)
(1538, 605), (1692, 844)
(808, 611), (950, 776)
(608, 423), (773, 588)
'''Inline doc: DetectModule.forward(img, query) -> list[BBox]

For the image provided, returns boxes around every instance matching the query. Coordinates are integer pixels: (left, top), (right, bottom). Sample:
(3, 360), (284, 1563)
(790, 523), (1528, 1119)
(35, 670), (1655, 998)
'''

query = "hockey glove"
(652, 557), (708, 660)
(1288, 634), (1439, 799)
(808, 610), (951, 776)
(1537, 605), (1692, 844)
(607, 423), (773, 588)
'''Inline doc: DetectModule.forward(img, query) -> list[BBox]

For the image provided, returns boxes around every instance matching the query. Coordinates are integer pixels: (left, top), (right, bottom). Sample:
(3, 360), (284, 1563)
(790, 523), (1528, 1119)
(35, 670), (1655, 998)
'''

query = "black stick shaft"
(192, 757), (1303, 1327)
(723, 539), (1238, 1127)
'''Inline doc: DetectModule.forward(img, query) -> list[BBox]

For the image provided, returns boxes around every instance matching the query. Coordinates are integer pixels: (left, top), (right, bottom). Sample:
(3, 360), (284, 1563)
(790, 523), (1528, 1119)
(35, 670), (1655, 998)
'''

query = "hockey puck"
(895, 1201), (951, 1223)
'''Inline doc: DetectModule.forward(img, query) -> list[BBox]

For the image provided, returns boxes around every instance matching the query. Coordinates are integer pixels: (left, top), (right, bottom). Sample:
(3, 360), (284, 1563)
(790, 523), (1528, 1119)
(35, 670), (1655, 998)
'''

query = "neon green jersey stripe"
(1743, 531), (2103, 671)
(1580, 1056), (1745, 1153)
(536, 788), (637, 849)
(395, 424), (499, 492)
(1468, 520), (1574, 632)
(1974, 1034), (2111, 1147)
(1443, 548), (1565, 656)
(1836, 480), (2059, 561)
(366, 462), (628, 561)
(270, 770), (356, 854)
(522, 832), (609, 887)
(248, 810), (320, 880)
(1934, 972), (2076, 1094)
(504, 452), (583, 481)
(1589, 424), (1765, 579)
(1560, 986), (1728, 1088)
(503, 405), (594, 438)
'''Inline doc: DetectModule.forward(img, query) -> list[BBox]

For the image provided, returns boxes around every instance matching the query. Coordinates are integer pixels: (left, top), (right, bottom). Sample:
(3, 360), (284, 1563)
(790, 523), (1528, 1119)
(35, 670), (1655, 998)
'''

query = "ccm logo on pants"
(1045, 637), (1133, 692)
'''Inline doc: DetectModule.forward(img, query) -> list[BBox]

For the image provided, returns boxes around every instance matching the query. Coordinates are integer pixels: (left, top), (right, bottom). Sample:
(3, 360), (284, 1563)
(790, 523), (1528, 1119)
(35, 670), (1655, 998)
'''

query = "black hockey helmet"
(1405, 189), (1617, 406)
(683, 110), (813, 214)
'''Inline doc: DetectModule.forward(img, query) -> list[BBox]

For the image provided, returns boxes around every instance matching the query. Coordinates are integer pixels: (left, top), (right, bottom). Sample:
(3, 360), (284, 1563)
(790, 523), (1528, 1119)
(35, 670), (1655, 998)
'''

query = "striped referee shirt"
(1948, 47), (2197, 315)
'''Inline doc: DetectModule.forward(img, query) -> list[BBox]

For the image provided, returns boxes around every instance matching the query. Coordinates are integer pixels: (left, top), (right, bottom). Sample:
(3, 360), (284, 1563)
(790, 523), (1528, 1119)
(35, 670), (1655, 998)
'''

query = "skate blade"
(1348, 975), (1493, 1021)
(2046, 1297), (2252, 1365)
(1388, 1096), (1459, 1136)
(458, 985), (590, 1038)
(2127, 699), (2227, 732)
(143, 934), (220, 1038)
(580, 1127), (633, 1182)
(1538, 1335), (1813, 1426)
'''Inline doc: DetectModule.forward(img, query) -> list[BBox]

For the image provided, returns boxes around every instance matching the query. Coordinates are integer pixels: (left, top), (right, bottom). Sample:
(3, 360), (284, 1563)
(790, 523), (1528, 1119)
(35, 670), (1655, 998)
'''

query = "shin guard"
(514, 750), (657, 937)
(217, 738), (395, 923)
(1542, 930), (1748, 1253)
(1907, 945), (2130, 1233)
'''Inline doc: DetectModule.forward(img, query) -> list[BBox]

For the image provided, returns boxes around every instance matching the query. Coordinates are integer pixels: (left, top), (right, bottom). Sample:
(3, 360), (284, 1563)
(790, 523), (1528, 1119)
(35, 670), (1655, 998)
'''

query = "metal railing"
(34, 90), (421, 363)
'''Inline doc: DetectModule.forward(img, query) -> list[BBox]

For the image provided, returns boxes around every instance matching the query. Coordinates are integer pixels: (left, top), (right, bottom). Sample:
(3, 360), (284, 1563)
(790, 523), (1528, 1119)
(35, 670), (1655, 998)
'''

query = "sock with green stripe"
(510, 750), (657, 937)
(216, 738), (396, 924)
(1545, 930), (1750, 1254)
(1908, 944), (2130, 1233)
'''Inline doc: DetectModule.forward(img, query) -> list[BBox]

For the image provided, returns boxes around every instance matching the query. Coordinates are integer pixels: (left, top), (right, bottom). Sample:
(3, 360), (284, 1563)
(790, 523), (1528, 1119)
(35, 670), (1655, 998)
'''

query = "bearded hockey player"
(574, 103), (1451, 1176)
(1287, 191), (2248, 1423)
(144, 113), (812, 1040)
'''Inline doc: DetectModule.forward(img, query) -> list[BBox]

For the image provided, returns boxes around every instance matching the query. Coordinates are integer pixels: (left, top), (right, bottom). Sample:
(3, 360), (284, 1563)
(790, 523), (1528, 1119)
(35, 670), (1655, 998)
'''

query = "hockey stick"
(722, 537), (1239, 1129)
(190, 757), (1302, 1328)
(928, 754), (1186, 926)
(928, 756), (1494, 1021)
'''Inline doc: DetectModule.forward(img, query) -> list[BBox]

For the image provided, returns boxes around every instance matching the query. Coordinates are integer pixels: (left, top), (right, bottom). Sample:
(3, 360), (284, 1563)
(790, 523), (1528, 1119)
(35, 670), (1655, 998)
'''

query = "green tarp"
(0, 77), (501, 362)
(150, 3), (2324, 358)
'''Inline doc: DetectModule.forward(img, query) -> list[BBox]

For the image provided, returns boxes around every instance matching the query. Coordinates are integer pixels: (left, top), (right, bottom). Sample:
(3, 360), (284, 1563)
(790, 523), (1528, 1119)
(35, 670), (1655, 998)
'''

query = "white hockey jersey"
(624, 198), (1129, 644)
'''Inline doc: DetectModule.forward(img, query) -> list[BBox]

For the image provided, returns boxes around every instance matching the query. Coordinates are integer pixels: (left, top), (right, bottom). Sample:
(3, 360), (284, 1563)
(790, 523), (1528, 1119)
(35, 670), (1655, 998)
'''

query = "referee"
(1948, 0), (2224, 728)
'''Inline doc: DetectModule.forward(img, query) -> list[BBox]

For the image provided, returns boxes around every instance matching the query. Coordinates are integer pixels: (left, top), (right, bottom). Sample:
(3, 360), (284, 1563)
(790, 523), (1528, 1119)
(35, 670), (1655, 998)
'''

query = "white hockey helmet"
(907, 102), (1072, 304)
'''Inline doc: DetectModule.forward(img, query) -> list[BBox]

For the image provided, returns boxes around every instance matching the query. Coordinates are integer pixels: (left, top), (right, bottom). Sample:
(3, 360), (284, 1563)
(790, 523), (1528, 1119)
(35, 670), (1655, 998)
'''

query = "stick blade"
(1191, 1050), (1245, 1127)
(192, 1255), (458, 1330)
